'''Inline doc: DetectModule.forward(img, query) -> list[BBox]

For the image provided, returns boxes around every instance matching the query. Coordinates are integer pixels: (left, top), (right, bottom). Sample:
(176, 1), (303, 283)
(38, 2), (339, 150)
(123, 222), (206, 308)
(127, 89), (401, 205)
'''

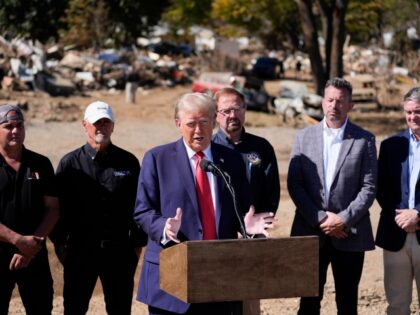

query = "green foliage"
(382, 0), (419, 28)
(346, 0), (420, 46)
(0, 0), (418, 53)
(346, 0), (386, 44)
(107, 0), (171, 45)
(163, 0), (213, 32)
(211, 0), (299, 49)
(60, 0), (170, 48)
(60, 0), (110, 48)
(0, 0), (68, 43)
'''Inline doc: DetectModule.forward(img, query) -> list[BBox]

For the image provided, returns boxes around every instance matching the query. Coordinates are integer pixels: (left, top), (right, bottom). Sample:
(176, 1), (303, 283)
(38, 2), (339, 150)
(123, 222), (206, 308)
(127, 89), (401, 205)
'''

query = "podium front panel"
(160, 236), (318, 303)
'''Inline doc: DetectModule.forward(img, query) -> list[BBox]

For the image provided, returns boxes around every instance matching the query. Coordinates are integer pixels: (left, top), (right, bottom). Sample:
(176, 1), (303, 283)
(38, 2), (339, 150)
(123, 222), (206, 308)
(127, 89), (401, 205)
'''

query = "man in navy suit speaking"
(133, 92), (275, 315)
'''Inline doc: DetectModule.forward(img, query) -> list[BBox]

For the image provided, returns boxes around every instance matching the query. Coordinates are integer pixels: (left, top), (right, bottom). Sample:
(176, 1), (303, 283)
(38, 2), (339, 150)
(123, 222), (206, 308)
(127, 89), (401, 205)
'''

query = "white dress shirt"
(162, 142), (219, 244)
(323, 118), (348, 203)
(184, 142), (218, 212)
(408, 130), (420, 209)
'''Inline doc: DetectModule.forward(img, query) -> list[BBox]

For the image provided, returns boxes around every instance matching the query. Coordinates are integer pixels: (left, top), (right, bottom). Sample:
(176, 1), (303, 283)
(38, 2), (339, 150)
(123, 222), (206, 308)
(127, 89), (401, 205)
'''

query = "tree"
(346, 0), (387, 45)
(60, 0), (110, 49)
(163, 0), (420, 94)
(106, 0), (171, 45)
(212, 0), (300, 50)
(60, 0), (170, 48)
(164, 0), (349, 92)
(0, 0), (68, 43)
(163, 0), (213, 40)
(295, 0), (349, 95)
(380, 0), (420, 58)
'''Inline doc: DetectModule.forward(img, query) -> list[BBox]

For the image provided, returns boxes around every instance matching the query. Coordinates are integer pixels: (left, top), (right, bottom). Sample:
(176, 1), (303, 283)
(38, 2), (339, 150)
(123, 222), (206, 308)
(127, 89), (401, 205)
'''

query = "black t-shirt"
(53, 143), (146, 247)
(0, 147), (56, 236)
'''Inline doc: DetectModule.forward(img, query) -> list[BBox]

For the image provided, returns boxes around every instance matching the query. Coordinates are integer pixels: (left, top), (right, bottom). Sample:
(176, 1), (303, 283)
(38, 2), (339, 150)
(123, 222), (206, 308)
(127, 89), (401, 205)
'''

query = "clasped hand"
(9, 235), (44, 270)
(319, 211), (348, 239)
(395, 209), (420, 232)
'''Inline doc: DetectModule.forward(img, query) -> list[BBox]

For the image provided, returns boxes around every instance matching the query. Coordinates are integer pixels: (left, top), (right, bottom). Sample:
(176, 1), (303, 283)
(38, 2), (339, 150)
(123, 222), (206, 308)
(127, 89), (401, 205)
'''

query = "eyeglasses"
(217, 107), (245, 116)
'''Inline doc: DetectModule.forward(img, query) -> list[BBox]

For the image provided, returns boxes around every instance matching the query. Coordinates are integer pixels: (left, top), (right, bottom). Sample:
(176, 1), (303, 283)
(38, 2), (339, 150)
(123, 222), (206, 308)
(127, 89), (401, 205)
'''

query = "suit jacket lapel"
(211, 145), (225, 230)
(401, 130), (410, 201)
(311, 123), (326, 197)
(331, 121), (355, 184)
(174, 139), (200, 214)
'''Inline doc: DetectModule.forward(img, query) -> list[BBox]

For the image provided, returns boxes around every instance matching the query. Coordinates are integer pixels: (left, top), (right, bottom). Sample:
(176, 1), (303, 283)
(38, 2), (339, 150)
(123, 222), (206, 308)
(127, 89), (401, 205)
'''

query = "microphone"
(199, 159), (222, 177)
(199, 159), (249, 239)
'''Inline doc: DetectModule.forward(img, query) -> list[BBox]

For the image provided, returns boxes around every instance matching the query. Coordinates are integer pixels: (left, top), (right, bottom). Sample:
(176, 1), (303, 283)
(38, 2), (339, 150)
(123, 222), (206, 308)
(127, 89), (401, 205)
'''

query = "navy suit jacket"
(376, 130), (420, 251)
(134, 138), (250, 313)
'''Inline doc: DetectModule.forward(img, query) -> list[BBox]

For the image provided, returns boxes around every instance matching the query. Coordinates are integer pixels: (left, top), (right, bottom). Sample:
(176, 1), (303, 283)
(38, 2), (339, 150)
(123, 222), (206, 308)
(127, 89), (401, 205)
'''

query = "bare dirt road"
(7, 82), (416, 314)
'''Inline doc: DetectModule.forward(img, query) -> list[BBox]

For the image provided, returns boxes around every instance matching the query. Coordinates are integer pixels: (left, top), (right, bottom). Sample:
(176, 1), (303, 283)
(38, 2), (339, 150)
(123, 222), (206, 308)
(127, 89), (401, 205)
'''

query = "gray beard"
(94, 134), (106, 144)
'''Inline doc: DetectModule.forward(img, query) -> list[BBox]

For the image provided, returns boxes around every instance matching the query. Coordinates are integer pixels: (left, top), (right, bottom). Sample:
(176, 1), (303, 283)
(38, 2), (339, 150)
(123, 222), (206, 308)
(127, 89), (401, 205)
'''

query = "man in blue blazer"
(134, 92), (275, 315)
(288, 78), (377, 315)
(376, 87), (420, 315)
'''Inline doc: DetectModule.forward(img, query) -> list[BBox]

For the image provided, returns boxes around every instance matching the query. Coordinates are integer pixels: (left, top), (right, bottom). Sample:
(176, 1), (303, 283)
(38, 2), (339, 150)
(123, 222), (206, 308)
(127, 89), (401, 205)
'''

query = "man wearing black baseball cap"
(0, 104), (59, 314)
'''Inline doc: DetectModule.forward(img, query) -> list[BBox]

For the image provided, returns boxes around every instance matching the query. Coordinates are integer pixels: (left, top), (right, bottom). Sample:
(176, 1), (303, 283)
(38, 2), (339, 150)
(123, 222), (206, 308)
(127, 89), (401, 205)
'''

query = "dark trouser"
(149, 301), (242, 315)
(0, 246), (53, 315)
(298, 239), (365, 315)
(63, 241), (138, 315)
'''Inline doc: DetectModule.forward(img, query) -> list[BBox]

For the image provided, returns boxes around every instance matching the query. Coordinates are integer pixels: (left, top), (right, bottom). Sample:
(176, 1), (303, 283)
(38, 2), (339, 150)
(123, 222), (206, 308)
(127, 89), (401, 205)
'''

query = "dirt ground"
(6, 81), (417, 314)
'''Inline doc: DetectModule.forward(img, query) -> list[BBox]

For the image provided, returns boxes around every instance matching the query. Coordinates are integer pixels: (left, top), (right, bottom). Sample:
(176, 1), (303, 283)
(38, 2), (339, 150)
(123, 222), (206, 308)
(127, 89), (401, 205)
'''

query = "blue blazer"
(376, 130), (420, 251)
(134, 138), (250, 313)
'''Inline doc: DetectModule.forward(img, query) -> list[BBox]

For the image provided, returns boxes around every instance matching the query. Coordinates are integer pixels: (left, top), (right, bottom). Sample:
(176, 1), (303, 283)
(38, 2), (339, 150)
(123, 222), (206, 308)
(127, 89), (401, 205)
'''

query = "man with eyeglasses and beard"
(51, 101), (146, 315)
(212, 87), (280, 315)
(213, 87), (280, 220)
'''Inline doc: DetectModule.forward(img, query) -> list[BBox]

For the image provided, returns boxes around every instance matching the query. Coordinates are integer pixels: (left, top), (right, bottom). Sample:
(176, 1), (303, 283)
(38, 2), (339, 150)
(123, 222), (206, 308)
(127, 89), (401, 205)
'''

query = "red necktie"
(195, 151), (217, 240)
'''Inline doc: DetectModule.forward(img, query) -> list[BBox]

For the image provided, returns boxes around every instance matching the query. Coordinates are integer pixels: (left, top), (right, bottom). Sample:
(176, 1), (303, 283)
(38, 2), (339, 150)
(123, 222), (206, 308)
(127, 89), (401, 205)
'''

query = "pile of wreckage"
(0, 34), (417, 126)
(267, 44), (419, 126)
(343, 45), (418, 109)
(0, 35), (199, 98)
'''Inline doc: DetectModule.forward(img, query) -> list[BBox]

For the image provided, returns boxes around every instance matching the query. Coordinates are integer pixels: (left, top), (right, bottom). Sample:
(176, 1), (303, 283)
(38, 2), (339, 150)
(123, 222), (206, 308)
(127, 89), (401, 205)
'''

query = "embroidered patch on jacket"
(114, 170), (131, 177)
(247, 152), (261, 166)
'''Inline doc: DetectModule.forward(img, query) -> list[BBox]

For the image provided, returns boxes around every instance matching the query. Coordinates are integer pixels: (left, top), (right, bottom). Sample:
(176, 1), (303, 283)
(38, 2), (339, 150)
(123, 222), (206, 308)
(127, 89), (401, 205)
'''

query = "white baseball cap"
(84, 101), (114, 124)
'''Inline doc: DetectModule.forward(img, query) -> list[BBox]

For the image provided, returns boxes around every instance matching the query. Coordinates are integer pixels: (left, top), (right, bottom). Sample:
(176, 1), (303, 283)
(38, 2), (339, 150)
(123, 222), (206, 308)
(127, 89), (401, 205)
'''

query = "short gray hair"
(174, 93), (216, 120)
(403, 87), (420, 103)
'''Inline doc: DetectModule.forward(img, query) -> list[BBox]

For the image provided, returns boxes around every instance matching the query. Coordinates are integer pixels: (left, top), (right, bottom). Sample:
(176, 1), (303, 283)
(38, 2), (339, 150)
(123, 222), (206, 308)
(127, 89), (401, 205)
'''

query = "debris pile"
(0, 36), (199, 100)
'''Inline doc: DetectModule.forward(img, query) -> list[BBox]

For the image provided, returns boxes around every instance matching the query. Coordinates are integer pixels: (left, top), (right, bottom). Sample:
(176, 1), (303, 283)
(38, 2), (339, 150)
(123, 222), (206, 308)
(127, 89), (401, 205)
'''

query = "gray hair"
(403, 87), (420, 103)
(174, 92), (216, 120)
(325, 77), (353, 100)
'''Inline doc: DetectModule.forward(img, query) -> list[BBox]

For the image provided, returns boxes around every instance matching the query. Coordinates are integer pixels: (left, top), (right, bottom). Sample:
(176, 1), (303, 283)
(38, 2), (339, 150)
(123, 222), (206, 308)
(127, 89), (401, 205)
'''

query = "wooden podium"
(160, 236), (318, 303)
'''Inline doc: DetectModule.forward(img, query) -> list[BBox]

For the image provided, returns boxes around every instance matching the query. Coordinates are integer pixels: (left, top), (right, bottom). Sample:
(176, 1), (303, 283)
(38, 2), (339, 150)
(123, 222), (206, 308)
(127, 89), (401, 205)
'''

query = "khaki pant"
(384, 233), (420, 315)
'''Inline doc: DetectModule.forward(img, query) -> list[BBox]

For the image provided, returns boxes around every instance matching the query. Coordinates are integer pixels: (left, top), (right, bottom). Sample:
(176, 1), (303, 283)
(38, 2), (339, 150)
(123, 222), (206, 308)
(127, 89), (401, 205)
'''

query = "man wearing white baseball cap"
(51, 101), (147, 315)
(84, 101), (114, 124)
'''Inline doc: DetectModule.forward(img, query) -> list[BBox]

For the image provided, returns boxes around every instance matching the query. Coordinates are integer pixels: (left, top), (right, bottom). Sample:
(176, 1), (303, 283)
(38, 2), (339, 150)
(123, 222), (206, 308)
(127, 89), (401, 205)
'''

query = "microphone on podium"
(199, 159), (249, 239)
(199, 159), (226, 177)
